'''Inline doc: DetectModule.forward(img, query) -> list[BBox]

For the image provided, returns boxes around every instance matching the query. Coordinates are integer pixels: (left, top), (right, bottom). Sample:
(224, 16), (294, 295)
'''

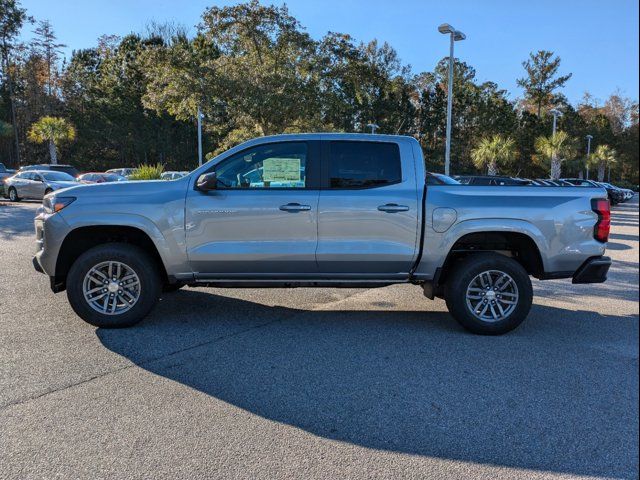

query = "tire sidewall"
(67, 243), (161, 328)
(9, 187), (18, 201)
(445, 253), (533, 335)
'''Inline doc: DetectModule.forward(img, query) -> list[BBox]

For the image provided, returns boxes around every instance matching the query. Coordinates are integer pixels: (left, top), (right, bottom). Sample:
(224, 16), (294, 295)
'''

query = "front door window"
(216, 142), (308, 189)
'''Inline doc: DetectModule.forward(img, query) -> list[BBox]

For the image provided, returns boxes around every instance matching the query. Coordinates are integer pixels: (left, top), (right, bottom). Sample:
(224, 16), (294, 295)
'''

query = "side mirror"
(196, 172), (218, 191)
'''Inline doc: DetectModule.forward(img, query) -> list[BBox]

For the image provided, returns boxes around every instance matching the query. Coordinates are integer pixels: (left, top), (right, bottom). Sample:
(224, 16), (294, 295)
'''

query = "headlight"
(42, 195), (76, 214)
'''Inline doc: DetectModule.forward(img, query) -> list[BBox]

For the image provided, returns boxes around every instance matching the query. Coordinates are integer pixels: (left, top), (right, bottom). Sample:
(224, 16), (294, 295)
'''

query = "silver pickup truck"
(32, 134), (612, 335)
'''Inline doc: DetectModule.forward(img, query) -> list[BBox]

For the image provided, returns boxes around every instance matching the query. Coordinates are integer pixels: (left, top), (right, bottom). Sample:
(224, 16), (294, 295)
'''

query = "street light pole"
(585, 134), (593, 180)
(438, 23), (465, 176)
(444, 33), (455, 176)
(548, 108), (563, 180)
(550, 108), (562, 136)
(197, 106), (203, 167)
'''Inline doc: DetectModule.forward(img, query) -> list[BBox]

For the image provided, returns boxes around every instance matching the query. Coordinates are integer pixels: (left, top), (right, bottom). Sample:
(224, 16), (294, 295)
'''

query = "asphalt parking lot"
(0, 196), (638, 480)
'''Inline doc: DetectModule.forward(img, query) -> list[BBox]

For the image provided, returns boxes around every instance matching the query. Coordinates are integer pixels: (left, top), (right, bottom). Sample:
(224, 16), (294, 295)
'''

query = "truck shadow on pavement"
(97, 289), (639, 478)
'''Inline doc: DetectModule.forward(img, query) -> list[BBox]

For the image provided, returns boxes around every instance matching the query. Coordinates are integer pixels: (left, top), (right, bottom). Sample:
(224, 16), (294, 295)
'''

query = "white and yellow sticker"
(262, 157), (301, 182)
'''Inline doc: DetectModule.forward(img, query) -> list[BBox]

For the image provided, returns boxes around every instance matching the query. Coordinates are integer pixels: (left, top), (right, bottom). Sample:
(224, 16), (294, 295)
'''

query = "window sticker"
(262, 157), (301, 182)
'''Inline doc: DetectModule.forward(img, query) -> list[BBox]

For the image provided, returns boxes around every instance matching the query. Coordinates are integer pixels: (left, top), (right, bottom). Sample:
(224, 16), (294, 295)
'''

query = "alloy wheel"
(465, 269), (519, 322)
(82, 261), (141, 315)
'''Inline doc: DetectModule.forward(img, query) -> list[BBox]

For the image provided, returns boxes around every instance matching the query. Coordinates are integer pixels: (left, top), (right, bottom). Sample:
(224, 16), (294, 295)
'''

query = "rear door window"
(472, 177), (492, 186)
(327, 141), (401, 189)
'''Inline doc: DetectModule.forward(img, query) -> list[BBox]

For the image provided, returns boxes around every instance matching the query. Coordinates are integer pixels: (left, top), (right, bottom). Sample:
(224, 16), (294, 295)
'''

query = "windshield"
(41, 171), (76, 182)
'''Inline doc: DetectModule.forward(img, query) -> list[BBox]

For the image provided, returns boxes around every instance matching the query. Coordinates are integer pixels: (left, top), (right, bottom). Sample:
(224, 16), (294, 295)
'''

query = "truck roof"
(248, 132), (415, 142)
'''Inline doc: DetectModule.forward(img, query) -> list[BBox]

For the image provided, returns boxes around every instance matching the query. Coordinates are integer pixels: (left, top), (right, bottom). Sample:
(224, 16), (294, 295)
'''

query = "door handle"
(279, 203), (311, 212)
(378, 203), (409, 213)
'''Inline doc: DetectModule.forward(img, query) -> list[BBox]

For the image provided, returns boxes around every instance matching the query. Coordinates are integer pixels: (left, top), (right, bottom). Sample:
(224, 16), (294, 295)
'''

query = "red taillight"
(591, 198), (611, 243)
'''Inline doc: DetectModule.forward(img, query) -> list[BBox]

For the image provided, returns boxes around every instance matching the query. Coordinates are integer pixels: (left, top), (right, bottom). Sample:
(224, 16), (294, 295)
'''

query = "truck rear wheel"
(66, 243), (161, 328)
(444, 253), (533, 335)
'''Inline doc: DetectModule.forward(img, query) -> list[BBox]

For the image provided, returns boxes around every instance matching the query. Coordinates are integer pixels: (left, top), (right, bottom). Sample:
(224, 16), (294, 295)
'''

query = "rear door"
(185, 140), (321, 276)
(316, 139), (420, 275)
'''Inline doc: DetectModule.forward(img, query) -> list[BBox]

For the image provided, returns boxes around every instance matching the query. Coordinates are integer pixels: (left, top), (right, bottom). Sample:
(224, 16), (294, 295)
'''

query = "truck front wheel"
(66, 243), (162, 328)
(444, 253), (533, 335)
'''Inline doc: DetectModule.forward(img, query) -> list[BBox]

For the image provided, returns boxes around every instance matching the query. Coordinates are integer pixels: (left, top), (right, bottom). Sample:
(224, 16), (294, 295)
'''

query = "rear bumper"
(572, 256), (611, 284)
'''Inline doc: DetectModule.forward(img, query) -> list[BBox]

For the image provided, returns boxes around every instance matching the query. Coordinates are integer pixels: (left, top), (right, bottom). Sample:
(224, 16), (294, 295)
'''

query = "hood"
(54, 176), (192, 199)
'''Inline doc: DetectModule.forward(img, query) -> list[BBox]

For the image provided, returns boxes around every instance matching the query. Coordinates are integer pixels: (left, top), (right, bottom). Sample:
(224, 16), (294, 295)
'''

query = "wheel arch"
(424, 226), (545, 299)
(55, 225), (169, 291)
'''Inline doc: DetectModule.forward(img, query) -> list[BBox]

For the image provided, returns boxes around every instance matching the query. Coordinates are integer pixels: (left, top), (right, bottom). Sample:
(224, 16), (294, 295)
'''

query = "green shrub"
(128, 163), (164, 180)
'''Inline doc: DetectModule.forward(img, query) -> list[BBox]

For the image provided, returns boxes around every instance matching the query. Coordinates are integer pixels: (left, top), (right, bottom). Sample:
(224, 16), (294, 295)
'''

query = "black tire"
(444, 253), (533, 335)
(8, 187), (20, 202)
(66, 243), (161, 328)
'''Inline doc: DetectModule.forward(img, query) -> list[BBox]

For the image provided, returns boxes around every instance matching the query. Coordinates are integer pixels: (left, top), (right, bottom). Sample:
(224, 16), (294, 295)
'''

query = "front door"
(29, 172), (46, 199)
(316, 139), (420, 275)
(185, 141), (321, 276)
(10, 173), (29, 198)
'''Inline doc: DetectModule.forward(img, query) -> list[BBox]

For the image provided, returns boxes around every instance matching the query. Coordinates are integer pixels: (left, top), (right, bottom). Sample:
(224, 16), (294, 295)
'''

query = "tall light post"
(585, 134), (593, 180)
(438, 23), (466, 176)
(197, 106), (204, 167)
(548, 108), (563, 179)
(366, 123), (379, 134)
(549, 108), (563, 136)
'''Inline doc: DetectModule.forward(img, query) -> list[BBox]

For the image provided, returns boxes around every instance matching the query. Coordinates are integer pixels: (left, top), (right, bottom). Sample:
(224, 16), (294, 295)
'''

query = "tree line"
(1, 0), (638, 184)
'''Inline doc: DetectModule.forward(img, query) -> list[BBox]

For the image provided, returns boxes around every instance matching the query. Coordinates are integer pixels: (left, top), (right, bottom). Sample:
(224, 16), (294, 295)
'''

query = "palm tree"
(27, 116), (76, 165)
(471, 135), (517, 176)
(534, 130), (575, 180)
(588, 145), (616, 182)
(0, 120), (13, 138)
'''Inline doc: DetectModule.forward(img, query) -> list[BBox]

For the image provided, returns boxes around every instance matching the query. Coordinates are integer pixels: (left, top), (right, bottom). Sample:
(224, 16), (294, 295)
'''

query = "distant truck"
(32, 134), (612, 335)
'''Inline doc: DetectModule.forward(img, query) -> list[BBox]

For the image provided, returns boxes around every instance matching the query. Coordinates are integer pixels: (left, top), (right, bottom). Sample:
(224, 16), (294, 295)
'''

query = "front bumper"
(32, 210), (70, 278)
(572, 256), (611, 284)
(32, 255), (44, 273)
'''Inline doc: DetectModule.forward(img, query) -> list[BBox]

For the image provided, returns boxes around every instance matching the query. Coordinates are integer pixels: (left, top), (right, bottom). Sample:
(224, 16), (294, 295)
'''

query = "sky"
(19, 0), (640, 105)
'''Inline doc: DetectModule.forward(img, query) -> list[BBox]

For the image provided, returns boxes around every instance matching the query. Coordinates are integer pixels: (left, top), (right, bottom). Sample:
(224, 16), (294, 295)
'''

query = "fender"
(413, 218), (548, 280)
(59, 212), (192, 278)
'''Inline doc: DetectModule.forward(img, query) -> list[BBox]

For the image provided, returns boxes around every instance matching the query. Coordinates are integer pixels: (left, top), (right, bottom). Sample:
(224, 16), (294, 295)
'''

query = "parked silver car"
(4, 170), (78, 201)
